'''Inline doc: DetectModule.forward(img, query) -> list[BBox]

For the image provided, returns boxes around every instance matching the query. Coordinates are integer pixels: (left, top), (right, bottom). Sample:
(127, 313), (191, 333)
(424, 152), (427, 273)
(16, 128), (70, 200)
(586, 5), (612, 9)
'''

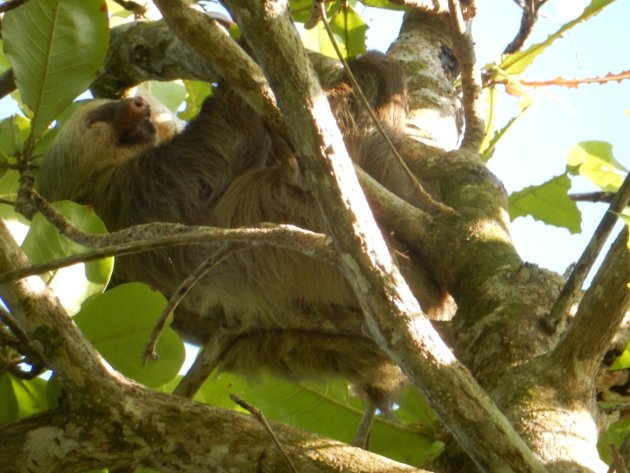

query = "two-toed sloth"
(39, 53), (450, 407)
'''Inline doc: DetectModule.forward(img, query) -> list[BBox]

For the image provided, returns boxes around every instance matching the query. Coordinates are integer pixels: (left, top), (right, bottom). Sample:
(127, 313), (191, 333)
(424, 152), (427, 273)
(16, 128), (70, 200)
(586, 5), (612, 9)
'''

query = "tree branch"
(546, 171), (630, 332)
(0, 217), (425, 473)
(553, 228), (630, 375)
(91, 21), (219, 98)
(216, 0), (544, 471)
(447, 0), (484, 151)
(0, 222), (335, 284)
(151, 0), (286, 138)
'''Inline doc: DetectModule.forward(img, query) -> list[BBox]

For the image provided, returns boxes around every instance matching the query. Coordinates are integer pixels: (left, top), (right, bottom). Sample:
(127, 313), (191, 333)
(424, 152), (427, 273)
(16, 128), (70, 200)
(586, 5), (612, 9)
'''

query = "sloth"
(39, 52), (451, 410)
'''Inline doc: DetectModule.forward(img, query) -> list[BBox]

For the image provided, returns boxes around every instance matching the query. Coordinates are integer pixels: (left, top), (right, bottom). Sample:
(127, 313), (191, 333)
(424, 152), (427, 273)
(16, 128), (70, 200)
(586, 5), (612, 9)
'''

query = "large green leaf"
(21, 201), (113, 314)
(195, 372), (440, 466)
(509, 174), (582, 233)
(3, 0), (109, 138)
(74, 283), (186, 388)
(567, 141), (627, 192)
(500, 0), (615, 76)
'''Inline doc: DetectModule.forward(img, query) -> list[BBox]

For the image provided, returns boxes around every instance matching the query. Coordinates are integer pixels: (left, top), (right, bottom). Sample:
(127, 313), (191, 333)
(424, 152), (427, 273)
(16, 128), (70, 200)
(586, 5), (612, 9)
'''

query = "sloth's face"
(85, 97), (157, 149)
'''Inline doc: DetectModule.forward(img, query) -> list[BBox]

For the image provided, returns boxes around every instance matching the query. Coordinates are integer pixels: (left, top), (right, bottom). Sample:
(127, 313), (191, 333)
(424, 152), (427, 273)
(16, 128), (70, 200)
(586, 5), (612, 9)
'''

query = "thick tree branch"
(90, 21), (219, 98)
(216, 0), (545, 471)
(151, 0), (286, 137)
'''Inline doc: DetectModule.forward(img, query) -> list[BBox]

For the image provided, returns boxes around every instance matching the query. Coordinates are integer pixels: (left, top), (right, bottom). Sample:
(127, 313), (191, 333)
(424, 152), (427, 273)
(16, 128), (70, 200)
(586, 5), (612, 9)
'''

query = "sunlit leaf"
(74, 283), (185, 388)
(290, 0), (316, 23)
(567, 141), (627, 192)
(3, 0), (109, 138)
(360, 0), (405, 10)
(21, 201), (113, 314)
(142, 81), (187, 113)
(179, 81), (213, 122)
(509, 174), (581, 233)
(330, 6), (367, 57)
(500, 0), (615, 76)
(195, 372), (439, 466)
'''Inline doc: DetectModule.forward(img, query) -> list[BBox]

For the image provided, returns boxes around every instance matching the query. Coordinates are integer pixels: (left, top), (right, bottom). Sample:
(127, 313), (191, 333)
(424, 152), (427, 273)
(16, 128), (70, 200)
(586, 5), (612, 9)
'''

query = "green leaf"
(0, 114), (30, 162)
(622, 212), (630, 252)
(567, 141), (627, 192)
(0, 40), (11, 70)
(0, 374), (50, 422)
(509, 174), (581, 233)
(480, 102), (531, 162)
(3, 0), (109, 138)
(179, 81), (213, 122)
(195, 372), (439, 466)
(290, 0), (316, 23)
(330, 6), (367, 57)
(360, 0), (405, 10)
(598, 419), (630, 464)
(500, 0), (615, 76)
(74, 283), (186, 388)
(141, 82), (187, 114)
(0, 170), (30, 244)
(22, 201), (113, 314)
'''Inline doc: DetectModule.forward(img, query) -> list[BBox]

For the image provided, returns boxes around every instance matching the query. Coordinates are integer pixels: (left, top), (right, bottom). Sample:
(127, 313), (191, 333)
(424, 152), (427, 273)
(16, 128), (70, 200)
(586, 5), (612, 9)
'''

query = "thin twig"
(570, 192), (616, 203)
(230, 394), (299, 473)
(0, 223), (334, 284)
(352, 402), (376, 448)
(142, 245), (239, 363)
(545, 171), (630, 332)
(316, 1), (454, 216)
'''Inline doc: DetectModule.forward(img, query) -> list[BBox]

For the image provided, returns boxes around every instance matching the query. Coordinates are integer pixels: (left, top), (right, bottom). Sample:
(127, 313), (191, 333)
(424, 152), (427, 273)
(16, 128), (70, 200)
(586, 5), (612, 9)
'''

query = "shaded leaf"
(0, 115), (30, 162)
(74, 283), (185, 388)
(0, 374), (49, 423)
(3, 0), (109, 138)
(509, 174), (581, 233)
(22, 201), (113, 314)
(567, 141), (627, 192)
(195, 372), (439, 466)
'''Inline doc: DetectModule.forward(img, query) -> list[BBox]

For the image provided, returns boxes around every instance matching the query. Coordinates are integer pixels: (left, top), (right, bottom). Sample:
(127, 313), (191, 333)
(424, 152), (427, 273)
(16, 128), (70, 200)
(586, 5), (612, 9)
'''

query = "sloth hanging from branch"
(37, 14), (455, 446)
